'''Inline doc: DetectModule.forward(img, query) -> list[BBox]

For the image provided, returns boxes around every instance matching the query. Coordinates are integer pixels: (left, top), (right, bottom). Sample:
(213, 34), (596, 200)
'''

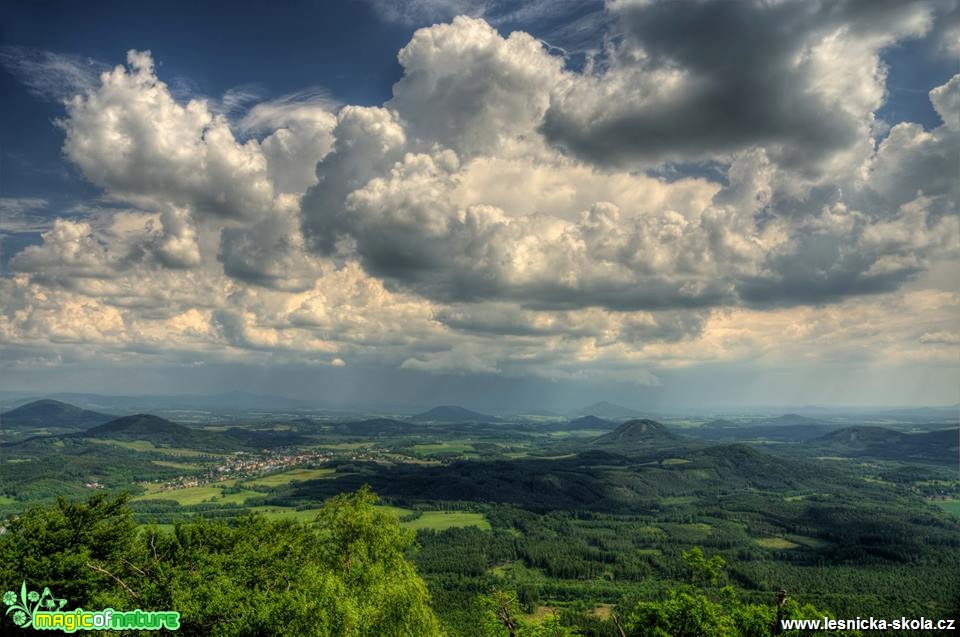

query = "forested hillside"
(0, 492), (852, 636)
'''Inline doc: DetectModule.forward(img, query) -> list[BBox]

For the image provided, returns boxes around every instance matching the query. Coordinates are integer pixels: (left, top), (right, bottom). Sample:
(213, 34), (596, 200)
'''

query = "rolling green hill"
(809, 425), (958, 465)
(590, 419), (678, 445)
(81, 414), (244, 451)
(0, 399), (113, 430)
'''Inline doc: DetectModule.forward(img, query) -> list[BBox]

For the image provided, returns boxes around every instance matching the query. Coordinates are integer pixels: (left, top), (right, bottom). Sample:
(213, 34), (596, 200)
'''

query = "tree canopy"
(0, 488), (442, 636)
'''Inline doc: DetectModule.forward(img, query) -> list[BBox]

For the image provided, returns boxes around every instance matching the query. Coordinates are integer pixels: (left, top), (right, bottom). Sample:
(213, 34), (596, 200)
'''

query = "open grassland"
(402, 511), (491, 531)
(243, 468), (335, 487)
(310, 442), (371, 450)
(135, 481), (261, 505)
(374, 505), (492, 531)
(545, 430), (607, 438)
(754, 537), (801, 550)
(375, 504), (415, 517)
(409, 442), (475, 456)
(934, 499), (960, 518)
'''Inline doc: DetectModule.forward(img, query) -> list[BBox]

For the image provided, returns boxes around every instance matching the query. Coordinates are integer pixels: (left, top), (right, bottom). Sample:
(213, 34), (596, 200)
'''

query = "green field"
(934, 499), (960, 518)
(243, 468), (335, 487)
(375, 504), (415, 517)
(311, 442), (371, 450)
(401, 511), (491, 531)
(545, 430), (607, 438)
(0, 495), (16, 505)
(135, 481), (262, 505)
(371, 506), (490, 531)
(410, 442), (475, 456)
(754, 537), (801, 550)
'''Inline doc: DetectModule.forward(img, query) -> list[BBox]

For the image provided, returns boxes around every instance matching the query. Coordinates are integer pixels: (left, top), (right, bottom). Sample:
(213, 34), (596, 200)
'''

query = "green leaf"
(19, 581), (26, 608)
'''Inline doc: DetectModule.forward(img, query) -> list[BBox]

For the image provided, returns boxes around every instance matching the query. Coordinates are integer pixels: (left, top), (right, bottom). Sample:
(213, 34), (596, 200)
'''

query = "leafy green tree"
(613, 549), (855, 637)
(0, 488), (443, 636)
(682, 547), (726, 587)
(479, 589), (578, 637)
(0, 492), (137, 608)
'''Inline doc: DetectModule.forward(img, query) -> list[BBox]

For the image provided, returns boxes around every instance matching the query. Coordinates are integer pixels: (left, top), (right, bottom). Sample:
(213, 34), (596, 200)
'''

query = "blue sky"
(0, 0), (957, 410)
(1, 1), (406, 202)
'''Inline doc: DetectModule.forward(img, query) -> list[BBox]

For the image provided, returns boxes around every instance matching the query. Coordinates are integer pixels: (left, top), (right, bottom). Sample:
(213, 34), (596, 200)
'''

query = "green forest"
(1, 491), (855, 636)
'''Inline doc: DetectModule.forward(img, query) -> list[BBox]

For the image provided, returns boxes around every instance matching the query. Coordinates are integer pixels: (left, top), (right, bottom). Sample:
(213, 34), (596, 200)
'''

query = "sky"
(0, 0), (958, 411)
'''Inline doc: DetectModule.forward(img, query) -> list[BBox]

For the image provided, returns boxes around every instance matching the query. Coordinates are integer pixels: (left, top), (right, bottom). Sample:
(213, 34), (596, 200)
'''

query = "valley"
(1, 397), (958, 634)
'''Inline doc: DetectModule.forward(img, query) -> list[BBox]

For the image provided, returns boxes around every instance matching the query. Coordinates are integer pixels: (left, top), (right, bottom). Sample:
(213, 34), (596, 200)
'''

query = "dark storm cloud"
(737, 235), (921, 307)
(435, 303), (709, 341)
(542, 0), (935, 168)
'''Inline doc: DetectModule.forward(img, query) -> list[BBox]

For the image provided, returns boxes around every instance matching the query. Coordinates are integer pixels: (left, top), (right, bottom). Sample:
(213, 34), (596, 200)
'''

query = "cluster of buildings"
(141, 445), (384, 493)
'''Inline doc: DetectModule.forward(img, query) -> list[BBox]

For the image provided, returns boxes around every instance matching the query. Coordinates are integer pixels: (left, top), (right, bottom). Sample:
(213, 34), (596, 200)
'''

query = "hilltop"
(568, 401), (645, 421)
(808, 426), (957, 465)
(819, 426), (907, 445)
(0, 399), (113, 430)
(588, 419), (681, 451)
(410, 406), (498, 423)
(702, 418), (738, 429)
(567, 415), (618, 430)
(86, 414), (191, 437)
(690, 415), (835, 442)
(81, 414), (244, 450)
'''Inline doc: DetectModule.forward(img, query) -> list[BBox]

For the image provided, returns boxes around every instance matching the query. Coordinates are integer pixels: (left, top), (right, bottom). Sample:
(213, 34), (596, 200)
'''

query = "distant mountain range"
(690, 414), (837, 442)
(0, 399), (114, 430)
(703, 414), (827, 429)
(410, 406), (499, 423)
(1, 392), (956, 422)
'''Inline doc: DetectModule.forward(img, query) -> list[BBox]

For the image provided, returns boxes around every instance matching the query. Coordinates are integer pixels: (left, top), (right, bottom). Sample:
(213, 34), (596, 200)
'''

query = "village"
(138, 446), (381, 493)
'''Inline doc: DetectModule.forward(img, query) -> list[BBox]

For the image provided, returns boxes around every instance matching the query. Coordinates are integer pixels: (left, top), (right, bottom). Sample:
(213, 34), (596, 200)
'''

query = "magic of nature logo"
(4, 581), (179, 632)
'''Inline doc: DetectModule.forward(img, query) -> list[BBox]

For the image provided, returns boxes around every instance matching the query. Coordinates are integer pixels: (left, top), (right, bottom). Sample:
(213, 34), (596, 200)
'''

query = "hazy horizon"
(2, 385), (957, 417)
